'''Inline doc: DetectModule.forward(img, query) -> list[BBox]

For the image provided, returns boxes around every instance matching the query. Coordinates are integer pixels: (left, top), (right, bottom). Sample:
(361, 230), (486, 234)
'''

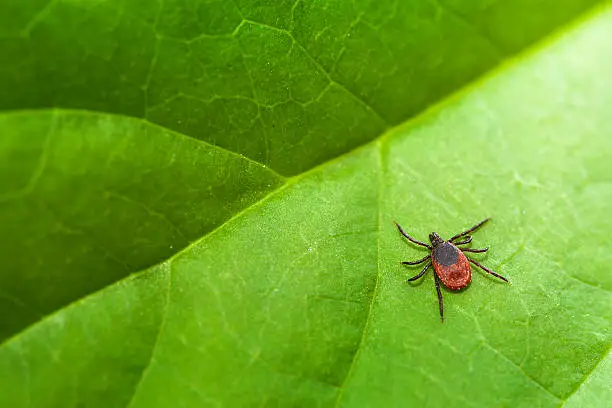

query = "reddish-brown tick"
(395, 218), (509, 322)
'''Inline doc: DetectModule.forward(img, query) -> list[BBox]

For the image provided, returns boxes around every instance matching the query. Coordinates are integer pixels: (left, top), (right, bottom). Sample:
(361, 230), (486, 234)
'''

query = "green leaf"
(0, 0), (602, 174)
(1, 0), (611, 407)
(0, 111), (283, 340)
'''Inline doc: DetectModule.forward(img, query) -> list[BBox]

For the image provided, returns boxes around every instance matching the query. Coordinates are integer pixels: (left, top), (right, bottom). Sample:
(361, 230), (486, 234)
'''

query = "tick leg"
(450, 218), (491, 242)
(402, 254), (431, 265)
(468, 258), (509, 282)
(453, 236), (472, 246)
(434, 273), (444, 322)
(407, 261), (432, 282)
(395, 222), (432, 249)
(462, 247), (488, 253)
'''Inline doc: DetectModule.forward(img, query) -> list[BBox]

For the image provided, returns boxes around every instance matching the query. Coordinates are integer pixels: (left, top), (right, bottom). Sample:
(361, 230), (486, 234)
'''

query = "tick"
(394, 218), (509, 322)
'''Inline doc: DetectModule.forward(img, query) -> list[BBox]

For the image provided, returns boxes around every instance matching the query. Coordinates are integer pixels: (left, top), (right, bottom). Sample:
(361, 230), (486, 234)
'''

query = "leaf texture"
(1, 1), (611, 407)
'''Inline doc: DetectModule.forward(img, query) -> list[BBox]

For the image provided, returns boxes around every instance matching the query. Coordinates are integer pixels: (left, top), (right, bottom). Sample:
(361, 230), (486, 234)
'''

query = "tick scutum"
(432, 242), (458, 266)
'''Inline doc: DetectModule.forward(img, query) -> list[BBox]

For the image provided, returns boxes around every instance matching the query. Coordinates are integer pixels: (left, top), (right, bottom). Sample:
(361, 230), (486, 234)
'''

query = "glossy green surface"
(0, 0), (601, 174)
(1, 1), (611, 407)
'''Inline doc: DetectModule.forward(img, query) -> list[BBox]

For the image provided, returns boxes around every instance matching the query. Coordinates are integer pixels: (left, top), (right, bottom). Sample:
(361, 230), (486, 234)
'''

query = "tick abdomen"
(432, 241), (472, 290)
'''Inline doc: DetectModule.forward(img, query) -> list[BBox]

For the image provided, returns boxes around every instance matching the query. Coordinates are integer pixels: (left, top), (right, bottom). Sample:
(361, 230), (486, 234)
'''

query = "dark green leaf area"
(0, 0), (603, 175)
(0, 111), (282, 342)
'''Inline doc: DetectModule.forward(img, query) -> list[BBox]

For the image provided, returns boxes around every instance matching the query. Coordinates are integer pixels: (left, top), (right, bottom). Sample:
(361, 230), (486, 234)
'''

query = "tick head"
(429, 232), (444, 247)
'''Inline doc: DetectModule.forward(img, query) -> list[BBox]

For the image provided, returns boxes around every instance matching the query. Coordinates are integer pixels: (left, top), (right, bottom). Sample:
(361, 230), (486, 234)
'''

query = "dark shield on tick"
(395, 218), (509, 322)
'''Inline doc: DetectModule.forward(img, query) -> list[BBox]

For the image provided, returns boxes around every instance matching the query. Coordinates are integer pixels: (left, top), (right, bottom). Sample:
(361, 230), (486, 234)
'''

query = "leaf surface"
(0, 0), (602, 174)
(0, 111), (283, 340)
(1, 1), (612, 407)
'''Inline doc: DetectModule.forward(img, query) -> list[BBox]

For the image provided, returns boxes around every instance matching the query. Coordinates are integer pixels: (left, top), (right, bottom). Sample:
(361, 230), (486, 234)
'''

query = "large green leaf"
(0, 0), (602, 174)
(1, 0), (611, 407)
(0, 111), (284, 340)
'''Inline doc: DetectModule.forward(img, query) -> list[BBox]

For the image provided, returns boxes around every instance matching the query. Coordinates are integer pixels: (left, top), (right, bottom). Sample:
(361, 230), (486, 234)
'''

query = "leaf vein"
(240, 19), (390, 128)
(332, 140), (384, 407)
(429, 0), (505, 55)
(558, 347), (611, 406)
(482, 342), (562, 401)
(0, 110), (55, 203)
(124, 263), (173, 408)
(106, 190), (190, 245)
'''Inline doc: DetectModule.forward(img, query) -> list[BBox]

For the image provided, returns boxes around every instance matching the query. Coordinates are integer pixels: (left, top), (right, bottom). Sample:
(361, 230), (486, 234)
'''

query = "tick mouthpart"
(429, 232), (444, 246)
